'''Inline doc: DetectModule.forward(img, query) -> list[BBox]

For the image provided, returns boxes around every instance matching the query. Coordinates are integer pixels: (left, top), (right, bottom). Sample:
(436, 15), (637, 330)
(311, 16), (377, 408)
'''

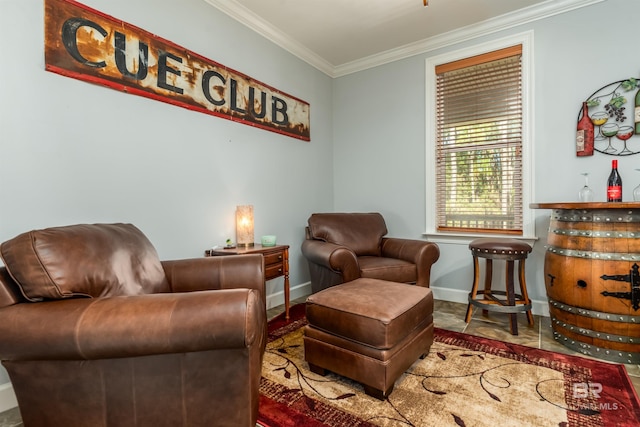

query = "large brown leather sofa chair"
(301, 213), (440, 293)
(0, 223), (266, 427)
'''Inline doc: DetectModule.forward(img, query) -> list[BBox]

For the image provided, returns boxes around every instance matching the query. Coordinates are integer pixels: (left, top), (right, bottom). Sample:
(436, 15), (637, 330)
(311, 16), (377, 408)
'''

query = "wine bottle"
(576, 101), (594, 156)
(635, 89), (640, 135)
(607, 159), (622, 202)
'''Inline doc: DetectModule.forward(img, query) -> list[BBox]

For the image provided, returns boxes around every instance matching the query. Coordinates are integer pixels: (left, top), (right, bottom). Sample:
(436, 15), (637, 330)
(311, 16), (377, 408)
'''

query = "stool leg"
(465, 255), (481, 323)
(519, 259), (534, 326)
(505, 260), (518, 335)
(482, 259), (493, 317)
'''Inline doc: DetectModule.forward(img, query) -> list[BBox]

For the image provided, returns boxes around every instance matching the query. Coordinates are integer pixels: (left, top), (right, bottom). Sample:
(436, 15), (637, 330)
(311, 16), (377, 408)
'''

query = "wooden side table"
(205, 244), (290, 320)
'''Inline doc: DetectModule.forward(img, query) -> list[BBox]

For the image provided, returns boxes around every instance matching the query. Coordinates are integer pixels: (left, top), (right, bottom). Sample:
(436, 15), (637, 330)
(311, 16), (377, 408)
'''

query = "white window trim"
(425, 30), (536, 246)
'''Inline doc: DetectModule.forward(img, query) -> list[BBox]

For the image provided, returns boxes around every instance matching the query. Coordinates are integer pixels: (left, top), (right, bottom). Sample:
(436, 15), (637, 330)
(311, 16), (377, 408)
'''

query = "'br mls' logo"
(573, 382), (602, 399)
(572, 382), (619, 411)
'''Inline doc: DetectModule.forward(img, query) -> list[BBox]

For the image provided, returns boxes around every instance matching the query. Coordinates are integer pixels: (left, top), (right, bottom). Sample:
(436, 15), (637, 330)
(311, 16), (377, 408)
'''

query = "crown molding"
(204, 0), (605, 78)
(334, 0), (604, 77)
(202, 0), (334, 76)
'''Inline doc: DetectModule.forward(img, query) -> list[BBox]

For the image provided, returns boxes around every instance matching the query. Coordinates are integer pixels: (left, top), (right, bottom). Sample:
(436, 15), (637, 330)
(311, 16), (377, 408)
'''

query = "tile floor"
(1, 297), (638, 426)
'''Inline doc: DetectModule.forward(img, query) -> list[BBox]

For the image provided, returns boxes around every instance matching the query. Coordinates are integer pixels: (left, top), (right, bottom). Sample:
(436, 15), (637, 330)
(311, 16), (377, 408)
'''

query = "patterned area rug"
(257, 304), (640, 427)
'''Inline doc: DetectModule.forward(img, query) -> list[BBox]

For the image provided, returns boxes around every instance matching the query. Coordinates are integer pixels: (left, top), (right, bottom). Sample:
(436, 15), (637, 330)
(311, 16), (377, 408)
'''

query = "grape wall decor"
(576, 77), (640, 157)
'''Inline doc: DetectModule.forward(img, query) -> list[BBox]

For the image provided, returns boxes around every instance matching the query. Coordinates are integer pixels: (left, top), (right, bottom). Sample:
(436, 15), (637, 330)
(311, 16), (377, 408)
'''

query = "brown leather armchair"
(0, 223), (266, 427)
(301, 213), (440, 293)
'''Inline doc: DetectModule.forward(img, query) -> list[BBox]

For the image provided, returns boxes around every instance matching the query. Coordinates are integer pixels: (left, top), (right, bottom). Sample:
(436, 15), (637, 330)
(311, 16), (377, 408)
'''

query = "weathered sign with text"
(44, 0), (310, 141)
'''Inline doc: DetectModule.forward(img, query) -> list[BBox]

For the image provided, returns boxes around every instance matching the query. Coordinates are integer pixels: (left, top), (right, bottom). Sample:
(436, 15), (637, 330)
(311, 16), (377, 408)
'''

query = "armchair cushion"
(358, 256), (417, 283)
(0, 223), (169, 302)
(308, 212), (387, 256)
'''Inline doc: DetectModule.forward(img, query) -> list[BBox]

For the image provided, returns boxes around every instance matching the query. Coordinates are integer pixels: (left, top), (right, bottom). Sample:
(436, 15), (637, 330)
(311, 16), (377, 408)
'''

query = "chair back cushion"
(307, 213), (387, 256)
(0, 223), (170, 302)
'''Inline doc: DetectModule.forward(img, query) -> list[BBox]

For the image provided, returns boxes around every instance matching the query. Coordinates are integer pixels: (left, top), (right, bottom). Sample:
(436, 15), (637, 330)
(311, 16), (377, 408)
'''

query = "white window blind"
(435, 45), (523, 235)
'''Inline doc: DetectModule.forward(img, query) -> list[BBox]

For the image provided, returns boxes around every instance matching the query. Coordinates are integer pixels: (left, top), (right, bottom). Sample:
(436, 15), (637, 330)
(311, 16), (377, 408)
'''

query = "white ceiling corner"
(203, 0), (604, 78)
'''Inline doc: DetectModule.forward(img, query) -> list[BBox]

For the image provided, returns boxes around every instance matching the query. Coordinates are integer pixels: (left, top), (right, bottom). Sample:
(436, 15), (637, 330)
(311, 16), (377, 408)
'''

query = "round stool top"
(469, 238), (532, 258)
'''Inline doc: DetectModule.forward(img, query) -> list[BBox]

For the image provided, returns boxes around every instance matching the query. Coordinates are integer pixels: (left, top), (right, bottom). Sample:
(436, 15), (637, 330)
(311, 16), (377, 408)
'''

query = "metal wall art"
(576, 77), (640, 156)
(44, 0), (311, 141)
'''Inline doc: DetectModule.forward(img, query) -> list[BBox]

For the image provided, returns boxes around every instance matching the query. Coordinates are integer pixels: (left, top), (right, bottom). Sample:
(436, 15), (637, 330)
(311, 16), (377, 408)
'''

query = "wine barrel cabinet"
(531, 202), (640, 364)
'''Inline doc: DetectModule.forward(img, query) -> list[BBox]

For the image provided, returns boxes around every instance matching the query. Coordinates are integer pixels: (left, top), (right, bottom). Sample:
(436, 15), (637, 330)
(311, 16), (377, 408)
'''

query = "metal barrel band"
(552, 331), (640, 364)
(548, 298), (640, 323)
(551, 316), (638, 344)
(545, 245), (640, 262)
(551, 228), (640, 238)
(552, 208), (640, 223)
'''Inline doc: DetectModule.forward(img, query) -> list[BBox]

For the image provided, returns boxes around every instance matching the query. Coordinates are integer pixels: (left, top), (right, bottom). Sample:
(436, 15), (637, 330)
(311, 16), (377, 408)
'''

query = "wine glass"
(578, 173), (594, 202)
(601, 123), (619, 154)
(590, 111), (608, 140)
(634, 169), (640, 202)
(616, 126), (634, 155)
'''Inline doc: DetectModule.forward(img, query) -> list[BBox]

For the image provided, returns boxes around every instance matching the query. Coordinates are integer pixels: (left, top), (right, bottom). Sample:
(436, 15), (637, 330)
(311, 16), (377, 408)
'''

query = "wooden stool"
(465, 238), (534, 335)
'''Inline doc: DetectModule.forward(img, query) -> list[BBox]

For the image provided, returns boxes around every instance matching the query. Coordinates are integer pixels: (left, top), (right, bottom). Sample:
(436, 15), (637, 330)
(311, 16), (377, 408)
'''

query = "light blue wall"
(0, 0), (333, 393)
(0, 0), (334, 289)
(332, 58), (428, 237)
(333, 0), (638, 307)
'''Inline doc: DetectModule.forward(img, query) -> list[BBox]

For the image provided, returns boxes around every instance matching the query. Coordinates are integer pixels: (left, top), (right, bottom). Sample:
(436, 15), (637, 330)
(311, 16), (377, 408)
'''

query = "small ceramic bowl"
(261, 235), (277, 247)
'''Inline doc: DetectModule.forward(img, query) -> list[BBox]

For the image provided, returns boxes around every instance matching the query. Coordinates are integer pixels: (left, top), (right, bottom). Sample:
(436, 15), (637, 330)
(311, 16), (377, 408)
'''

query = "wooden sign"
(44, 0), (311, 141)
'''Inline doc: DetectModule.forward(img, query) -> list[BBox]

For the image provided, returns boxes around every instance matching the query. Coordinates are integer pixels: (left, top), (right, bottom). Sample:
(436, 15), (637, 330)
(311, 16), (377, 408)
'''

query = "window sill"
(423, 232), (539, 246)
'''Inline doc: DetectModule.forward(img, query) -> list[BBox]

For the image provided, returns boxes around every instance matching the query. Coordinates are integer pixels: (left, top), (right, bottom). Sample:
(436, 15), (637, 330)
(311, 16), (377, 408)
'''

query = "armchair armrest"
(162, 254), (265, 302)
(381, 238), (440, 287)
(0, 288), (265, 361)
(301, 240), (360, 282)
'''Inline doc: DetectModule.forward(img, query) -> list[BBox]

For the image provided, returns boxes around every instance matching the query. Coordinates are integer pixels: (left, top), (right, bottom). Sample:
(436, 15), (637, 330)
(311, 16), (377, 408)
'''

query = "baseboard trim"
(430, 285), (550, 317)
(266, 281), (311, 310)
(0, 382), (17, 413)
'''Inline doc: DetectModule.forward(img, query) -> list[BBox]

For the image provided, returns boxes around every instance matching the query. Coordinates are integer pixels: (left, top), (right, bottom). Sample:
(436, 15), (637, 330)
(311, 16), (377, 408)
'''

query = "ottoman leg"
(364, 384), (394, 401)
(308, 363), (327, 376)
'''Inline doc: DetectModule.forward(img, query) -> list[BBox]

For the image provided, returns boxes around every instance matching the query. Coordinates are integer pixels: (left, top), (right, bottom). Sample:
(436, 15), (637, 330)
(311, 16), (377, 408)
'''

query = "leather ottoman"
(304, 277), (434, 399)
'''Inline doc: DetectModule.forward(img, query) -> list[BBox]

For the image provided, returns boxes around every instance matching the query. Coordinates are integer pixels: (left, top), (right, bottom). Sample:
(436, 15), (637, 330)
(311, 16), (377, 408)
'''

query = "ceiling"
(203, 0), (602, 77)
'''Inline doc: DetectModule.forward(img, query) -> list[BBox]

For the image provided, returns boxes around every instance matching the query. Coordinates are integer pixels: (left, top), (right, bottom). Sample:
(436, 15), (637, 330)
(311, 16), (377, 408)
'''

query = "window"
(425, 33), (533, 240)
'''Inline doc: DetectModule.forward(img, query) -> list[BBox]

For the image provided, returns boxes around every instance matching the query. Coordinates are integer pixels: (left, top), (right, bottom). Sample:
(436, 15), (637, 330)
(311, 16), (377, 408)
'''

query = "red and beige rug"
(258, 304), (640, 427)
